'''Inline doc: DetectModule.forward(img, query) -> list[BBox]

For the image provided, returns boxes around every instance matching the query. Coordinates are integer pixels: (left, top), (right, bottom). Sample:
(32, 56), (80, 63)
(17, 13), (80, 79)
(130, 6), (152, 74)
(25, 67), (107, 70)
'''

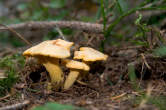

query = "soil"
(0, 1), (166, 110)
(1, 43), (166, 110)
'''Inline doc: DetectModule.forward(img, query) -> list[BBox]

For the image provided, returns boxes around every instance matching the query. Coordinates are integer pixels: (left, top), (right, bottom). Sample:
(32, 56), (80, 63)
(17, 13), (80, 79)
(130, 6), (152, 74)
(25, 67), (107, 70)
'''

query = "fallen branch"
(110, 93), (127, 100)
(0, 21), (104, 34)
(0, 94), (10, 101)
(0, 24), (32, 46)
(0, 100), (30, 110)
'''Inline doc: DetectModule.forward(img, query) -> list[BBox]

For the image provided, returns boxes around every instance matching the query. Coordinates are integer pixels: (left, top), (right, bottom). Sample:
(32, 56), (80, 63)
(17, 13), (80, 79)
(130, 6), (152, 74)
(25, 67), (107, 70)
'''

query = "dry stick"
(141, 53), (151, 69)
(110, 93), (127, 100)
(0, 24), (32, 46)
(0, 94), (11, 101)
(97, 13), (113, 23)
(139, 84), (153, 108)
(0, 100), (30, 110)
(55, 27), (66, 40)
(0, 21), (104, 34)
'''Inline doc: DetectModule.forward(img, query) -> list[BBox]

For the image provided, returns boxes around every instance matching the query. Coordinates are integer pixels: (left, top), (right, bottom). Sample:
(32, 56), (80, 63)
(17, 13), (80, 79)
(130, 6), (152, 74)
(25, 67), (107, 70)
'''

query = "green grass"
(99, 0), (166, 50)
(0, 0), (166, 109)
(153, 46), (166, 57)
(128, 63), (137, 89)
(133, 93), (166, 110)
(128, 61), (166, 110)
(0, 54), (25, 96)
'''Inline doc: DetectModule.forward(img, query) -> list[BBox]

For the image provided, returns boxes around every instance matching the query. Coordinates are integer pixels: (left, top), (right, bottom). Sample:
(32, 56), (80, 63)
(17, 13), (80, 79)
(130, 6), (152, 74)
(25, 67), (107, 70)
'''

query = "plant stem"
(105, 6), (166, 37)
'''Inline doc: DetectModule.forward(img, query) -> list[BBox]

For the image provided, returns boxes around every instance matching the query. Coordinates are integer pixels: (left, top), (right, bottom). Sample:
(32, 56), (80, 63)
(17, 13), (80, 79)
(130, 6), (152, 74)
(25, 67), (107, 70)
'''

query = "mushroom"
(73, 47), (108, 79)
(23, 39), (73, 89)
(63, 59), (90, 90)
(74, 47), (108, 62)
(52, 39), (73, 50)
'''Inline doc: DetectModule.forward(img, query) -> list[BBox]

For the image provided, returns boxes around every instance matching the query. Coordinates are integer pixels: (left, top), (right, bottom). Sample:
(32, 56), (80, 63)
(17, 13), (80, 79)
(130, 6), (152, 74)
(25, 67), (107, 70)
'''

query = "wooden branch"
(0, 100), (30, 110)
(0, 21), (104, 34)
(0, 24), (32, 46)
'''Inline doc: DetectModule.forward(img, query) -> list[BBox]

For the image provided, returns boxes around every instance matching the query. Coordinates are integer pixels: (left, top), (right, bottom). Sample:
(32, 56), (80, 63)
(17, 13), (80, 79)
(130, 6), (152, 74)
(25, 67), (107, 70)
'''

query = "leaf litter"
(1, 41), (166, 110)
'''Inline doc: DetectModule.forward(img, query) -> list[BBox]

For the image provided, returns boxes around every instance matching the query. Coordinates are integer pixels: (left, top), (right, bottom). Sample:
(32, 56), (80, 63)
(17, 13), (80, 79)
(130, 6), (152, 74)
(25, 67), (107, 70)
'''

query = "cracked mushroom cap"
(65, 60), (90, 71)
(53, 39), (74, 50)
(74, 47), (108, 61)
(23, 40), (72, 58)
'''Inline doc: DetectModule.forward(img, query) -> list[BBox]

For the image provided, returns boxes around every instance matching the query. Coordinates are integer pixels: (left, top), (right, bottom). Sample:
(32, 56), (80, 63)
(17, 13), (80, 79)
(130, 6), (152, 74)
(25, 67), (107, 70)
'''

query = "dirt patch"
(1, 46), (166, 110)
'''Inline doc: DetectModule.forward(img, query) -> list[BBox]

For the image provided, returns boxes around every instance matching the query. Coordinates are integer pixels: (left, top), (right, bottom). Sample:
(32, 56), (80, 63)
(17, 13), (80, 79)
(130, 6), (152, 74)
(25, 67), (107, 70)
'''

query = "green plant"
(105, 0), (166, 37)
(134, 93), (166, 110)
(153, 46), (166, 57)
(16, 0), (69, 21)
(0, 54), (25, 96)
(32, 102), (85, 110)
(99, 0), (166, 50)
(128, 63), (138, 90)
(130, 14), (151, 47)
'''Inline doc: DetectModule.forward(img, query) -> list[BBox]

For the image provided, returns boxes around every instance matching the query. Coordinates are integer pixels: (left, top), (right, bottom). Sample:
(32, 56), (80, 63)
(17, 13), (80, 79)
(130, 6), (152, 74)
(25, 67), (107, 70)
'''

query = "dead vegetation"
(0, 0), (166, 110)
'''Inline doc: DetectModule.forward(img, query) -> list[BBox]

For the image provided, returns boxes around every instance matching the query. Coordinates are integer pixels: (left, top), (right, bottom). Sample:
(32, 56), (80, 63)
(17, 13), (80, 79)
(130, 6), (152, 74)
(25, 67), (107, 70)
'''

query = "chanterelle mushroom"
(74, 47), (108, 62)
(63, 59), (90, 90)
(53, 39), (74, 50)
(23, 39), (73, 89)
(73, 47), (108, 79)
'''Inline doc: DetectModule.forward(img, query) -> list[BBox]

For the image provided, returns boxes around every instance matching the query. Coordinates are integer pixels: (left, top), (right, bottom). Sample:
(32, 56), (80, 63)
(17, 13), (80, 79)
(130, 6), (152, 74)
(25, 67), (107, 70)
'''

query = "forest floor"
(0, 0), (166, 110)
(1, 43), (166, 110)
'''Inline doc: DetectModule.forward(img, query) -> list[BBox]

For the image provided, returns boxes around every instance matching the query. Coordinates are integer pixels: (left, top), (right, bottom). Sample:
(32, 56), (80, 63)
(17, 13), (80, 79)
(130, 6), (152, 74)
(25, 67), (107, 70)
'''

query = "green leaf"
(135, 14), (142, 25)
(128, 63), (139, 90)
(33, 102), (85, 110)
(118, 0), (128, 12)
(153, 46), (166, 57)
(48, 0), (67, 9)
(116, 0), (123, 14)
(17, 3), (28, 11)
(0, 54), (24, 96)
(100, 0), (107, 32)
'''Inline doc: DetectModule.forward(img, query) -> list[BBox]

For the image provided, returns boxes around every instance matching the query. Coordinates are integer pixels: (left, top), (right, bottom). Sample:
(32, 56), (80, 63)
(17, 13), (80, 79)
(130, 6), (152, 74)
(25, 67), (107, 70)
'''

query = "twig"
(139, 84), (153, 108)
(55, 27), (66, 40)
(0, 100), (30, 110)
(0, 21), (104, 34)
(87, 35), (96, 46)
(0, 24), (32, 46)
(97, 13), (113, 24)
(141, 53), (151, 69)
(110, 93), (127, 100)
(76, 80), (88, 86)
(0, 94), (11, 101)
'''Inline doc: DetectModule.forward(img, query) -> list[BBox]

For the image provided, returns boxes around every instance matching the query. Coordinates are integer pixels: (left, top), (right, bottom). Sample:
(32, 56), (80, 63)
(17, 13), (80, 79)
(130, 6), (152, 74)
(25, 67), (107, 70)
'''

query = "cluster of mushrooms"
(23, 39), (108, 90)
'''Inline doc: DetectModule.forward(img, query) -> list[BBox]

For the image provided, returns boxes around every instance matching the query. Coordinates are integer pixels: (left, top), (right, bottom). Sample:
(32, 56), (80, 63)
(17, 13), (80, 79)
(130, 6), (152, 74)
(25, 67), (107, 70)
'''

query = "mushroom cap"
(23, 40), (71, 58)
(53, 39), (74, 50)
(65, 60), (90, 71)
(74, 47), (108, 61)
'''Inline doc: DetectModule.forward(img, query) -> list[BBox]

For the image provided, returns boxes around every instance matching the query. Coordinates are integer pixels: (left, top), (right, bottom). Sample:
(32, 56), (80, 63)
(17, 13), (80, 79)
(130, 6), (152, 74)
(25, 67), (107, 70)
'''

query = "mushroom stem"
(43, 60), (64, 89)
(64, 70), (79, 90)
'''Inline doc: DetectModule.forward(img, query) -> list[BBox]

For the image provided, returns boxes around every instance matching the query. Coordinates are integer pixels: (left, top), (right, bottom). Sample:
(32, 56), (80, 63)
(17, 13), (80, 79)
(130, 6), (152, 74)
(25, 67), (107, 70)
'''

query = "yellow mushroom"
(52, 39), (74, 50)
(74, 47), (108, 78)
(74, 47), (108, 62)
(63, 60), (90, 90)
(23, 39), (73, 89)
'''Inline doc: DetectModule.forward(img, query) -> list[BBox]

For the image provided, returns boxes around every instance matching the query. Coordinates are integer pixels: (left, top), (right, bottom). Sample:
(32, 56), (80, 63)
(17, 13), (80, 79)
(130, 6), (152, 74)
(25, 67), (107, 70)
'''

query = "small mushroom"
(74, 47), (108, 62)
(74, 47), (108, 78)
(63, 59), (90, 90)
(23, 39), (73, 89)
